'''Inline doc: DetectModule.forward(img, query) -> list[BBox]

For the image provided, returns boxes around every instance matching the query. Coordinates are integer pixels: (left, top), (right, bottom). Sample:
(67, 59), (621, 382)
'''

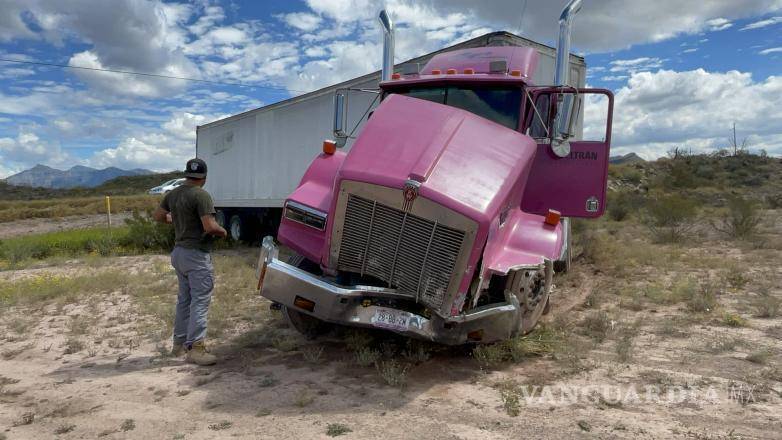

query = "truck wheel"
(215, 210), (226, 229)
(516, 268), (552, 334)
(229, 215), (243, 241)
(282, 254), (330, 339)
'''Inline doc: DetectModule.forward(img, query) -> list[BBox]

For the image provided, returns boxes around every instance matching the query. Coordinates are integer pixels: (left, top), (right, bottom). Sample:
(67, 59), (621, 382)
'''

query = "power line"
(0, 57), (307, 94)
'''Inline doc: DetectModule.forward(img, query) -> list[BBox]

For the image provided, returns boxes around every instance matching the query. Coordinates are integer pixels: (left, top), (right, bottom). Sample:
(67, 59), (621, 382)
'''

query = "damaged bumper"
(256, 237), (532, 345)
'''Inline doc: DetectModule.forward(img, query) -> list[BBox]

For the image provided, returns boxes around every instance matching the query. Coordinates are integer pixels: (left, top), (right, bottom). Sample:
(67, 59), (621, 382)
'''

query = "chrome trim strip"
(417, 220), (438, 302)
(359, 200), (377, 277)
(285, 200), (328, 230)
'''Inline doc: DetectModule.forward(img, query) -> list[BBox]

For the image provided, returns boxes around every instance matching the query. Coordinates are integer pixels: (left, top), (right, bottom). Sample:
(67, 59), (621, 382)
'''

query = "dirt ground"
(1, 224), (781, 439)
(0, 214), (132, 239)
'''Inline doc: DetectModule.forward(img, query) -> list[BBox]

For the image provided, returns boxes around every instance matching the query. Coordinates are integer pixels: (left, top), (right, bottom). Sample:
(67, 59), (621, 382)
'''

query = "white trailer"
(195, 31), (586, 240)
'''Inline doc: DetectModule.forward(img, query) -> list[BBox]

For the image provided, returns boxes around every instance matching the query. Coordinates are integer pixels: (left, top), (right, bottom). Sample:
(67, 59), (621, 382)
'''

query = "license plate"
(371, 308), (411, 331)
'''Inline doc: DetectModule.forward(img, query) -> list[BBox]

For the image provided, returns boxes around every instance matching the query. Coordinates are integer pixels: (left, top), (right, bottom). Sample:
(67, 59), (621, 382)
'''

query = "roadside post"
(105, 195), (112, 239)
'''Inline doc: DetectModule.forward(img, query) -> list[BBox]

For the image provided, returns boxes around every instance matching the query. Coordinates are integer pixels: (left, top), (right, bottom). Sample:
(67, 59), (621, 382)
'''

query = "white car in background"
(148, 178), (185, 195)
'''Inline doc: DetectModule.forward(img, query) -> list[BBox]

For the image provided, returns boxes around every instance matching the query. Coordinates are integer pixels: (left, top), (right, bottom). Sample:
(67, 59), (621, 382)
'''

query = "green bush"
(642, 194), (699, 243)
(607, 191), (644, 221)
(0, 228), (127, 264)
(711, 196), (762, 239)
(120, 211), (175, 251)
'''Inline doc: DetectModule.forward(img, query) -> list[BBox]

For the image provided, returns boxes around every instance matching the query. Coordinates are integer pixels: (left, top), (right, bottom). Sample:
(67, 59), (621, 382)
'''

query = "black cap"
(185, 158), (207, 178)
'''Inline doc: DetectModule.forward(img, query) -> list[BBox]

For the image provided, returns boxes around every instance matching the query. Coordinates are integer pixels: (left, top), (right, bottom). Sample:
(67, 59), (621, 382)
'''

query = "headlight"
(284, 201), (327, 230)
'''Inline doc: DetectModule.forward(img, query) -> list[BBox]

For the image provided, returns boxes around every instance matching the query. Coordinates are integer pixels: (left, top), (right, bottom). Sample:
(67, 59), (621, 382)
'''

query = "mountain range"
(5, 164), (153, 189)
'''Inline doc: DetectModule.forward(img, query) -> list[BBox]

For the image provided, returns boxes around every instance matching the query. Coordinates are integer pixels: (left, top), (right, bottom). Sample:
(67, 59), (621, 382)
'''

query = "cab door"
(520, 87), (614, 218)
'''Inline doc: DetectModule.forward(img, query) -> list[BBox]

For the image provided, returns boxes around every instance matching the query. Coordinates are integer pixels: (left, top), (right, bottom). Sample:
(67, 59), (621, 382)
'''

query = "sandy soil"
(0, 213), (132, 239)
(1, 244), (780, 439)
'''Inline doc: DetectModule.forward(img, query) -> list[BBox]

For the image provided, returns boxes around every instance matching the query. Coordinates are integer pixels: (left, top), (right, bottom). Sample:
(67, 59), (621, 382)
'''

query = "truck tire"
(228, 215), (244, 241)
(282, 254), (331, 339)
(215, 210), (226, 229)
(516, 266), (552, 334)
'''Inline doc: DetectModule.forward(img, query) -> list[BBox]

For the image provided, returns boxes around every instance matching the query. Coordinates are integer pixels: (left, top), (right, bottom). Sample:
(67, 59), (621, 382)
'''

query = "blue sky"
(0, 0), (780, 177)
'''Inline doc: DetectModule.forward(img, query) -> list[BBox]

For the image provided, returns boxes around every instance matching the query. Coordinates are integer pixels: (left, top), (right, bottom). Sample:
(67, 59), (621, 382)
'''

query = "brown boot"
(185, 340), (218, 366)
(170, 342), (186, 357)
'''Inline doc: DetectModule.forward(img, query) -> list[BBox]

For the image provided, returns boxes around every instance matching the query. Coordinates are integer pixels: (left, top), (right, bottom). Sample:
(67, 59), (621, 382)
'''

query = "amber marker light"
(431, 69), (441, 74)
(323, 139), (337, 155)
(446, 68), (457, 74)
(544, 209), (561, 226)
(294, 296), (316, 312)
(463, 68), (475, 74)
(510, 69), (522, 77)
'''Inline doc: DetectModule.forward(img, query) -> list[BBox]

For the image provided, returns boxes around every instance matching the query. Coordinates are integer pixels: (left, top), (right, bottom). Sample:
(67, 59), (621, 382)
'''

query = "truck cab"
(256, 2), (613, 344)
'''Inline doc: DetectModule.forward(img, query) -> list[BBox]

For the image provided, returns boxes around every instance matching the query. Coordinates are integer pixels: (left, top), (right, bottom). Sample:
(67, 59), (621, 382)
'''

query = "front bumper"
(256, 237), (525, 345)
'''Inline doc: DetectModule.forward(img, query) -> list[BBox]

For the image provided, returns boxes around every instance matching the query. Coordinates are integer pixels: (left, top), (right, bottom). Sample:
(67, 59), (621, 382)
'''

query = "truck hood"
(337, 94), (537, 222)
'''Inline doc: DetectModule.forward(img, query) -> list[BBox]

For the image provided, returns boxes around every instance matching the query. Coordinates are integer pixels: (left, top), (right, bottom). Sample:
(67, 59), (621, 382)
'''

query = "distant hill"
(0, 171), (183, 201)
(609, 153), (645, 165)
(6, 164), (153, 189)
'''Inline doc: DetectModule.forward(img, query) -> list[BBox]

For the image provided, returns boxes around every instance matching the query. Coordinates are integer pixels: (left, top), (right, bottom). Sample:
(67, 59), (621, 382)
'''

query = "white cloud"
(281, 12), (323, 32)
(586, 69), (782, 158)
(740, 15), (782, 30)
(705, 18), (733, 31)
(602, 75), (629, 81)
(302, 0), (782, 52)
(0, 129), (71, 174)
(68, 50), (191, 98)
(609, 57), (665, 73)
(86, 111), (226, 172)
(759, 47), (782, 54)
(682, 48), (698, 53)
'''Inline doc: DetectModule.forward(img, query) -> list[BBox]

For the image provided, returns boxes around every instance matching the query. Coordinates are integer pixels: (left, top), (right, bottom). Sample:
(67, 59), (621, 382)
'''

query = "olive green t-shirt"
(160, 184), (216, 252)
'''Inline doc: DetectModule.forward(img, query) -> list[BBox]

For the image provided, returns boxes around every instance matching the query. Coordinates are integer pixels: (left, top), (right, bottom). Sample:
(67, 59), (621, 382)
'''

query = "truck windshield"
(391, 86), (521, 129)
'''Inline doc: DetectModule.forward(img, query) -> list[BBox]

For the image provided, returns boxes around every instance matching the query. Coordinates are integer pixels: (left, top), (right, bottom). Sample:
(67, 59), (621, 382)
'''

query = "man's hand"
(201, 215), (228, 238)
(153, 206), (170, 224)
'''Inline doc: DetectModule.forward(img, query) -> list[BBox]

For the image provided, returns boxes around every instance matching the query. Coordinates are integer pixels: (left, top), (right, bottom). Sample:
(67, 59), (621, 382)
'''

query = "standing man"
(154, 158), (227, 366)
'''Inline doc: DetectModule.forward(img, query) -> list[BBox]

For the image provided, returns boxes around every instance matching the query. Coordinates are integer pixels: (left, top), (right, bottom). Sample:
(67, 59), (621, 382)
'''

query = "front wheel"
(282, 254), (331, 339)
(515, 265), (552, 334)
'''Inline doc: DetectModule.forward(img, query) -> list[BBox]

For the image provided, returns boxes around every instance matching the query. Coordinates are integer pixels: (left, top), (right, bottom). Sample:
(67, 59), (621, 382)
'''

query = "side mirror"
(551, 91), (581, 157)
(333, 90), (348, 148)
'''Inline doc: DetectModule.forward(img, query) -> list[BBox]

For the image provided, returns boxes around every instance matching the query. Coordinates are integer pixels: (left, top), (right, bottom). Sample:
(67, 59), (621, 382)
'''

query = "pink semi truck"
(256, 0), (613, 344)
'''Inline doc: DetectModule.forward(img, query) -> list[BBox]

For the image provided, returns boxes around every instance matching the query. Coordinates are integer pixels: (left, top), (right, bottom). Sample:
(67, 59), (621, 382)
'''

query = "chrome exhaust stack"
(554, 0), (582, 87)
(378, 10), (395, 81)
(550, 0), (583, 158)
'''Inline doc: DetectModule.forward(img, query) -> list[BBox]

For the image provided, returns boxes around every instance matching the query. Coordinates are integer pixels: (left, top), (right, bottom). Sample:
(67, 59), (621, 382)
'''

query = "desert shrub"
(754, 295), (781, 319)
(121, 211), (175, 251)
(580, 311), (611, 342)
(641, 194), (698, 243)
(472, 326), (564, 368)
(607, 191), (644, 221)
(686, 281), (720, 313)
(766, 193), (782, 209)
(711, 196), (763, 239)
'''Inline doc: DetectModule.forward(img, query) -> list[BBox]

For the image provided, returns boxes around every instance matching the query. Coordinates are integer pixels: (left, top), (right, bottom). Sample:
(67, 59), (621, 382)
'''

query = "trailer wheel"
(282, 254), (331, 339)
(215, 210), (226, 229)
(228, 215), (244, 241)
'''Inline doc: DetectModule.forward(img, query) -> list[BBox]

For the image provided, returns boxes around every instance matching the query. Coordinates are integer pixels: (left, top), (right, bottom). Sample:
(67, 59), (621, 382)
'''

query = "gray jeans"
(171, 246), (214, 346)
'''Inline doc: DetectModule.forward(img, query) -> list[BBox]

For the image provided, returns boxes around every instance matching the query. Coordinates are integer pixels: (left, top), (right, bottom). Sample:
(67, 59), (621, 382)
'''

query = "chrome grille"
(337, 194), (466, 309)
